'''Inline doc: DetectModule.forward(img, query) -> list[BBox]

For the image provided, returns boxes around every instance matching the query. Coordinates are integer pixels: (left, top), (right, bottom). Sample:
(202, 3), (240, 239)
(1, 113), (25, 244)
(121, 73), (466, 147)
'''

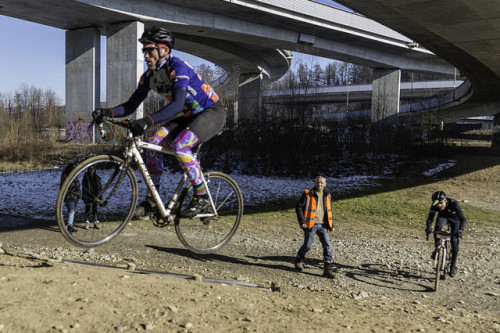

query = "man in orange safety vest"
(293, 176), (335, 278)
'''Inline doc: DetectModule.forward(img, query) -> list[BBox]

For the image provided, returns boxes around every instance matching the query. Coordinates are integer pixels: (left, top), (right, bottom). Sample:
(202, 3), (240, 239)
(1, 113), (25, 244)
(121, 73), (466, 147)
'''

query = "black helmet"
(432, 191), (447, 206)
(139, 26), (175, 49)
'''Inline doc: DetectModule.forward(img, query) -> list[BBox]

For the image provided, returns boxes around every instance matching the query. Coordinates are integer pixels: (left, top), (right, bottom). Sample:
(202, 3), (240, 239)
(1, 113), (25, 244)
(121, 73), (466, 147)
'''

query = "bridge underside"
(1, 0), (499, 125)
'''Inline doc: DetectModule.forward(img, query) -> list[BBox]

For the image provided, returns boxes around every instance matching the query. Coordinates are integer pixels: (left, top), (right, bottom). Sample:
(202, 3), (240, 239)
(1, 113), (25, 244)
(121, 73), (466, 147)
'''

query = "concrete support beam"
(106, 21), (145, 118)
(65, 27), (100, 122)
(238, 75), (263, 122)
(371, 69), (401, 126)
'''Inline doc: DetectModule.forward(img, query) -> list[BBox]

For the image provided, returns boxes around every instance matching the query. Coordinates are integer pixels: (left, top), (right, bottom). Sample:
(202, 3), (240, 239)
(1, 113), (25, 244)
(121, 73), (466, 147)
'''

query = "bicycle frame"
(434, 229), (451, 271)
(120, 129), (216, 223)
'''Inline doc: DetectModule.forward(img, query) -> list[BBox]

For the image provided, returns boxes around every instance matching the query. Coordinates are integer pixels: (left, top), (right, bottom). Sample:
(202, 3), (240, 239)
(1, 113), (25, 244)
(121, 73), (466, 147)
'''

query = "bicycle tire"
(434, 246), (444, 291)
(175, 171), (244, 254)
(56, 155), (138, 247)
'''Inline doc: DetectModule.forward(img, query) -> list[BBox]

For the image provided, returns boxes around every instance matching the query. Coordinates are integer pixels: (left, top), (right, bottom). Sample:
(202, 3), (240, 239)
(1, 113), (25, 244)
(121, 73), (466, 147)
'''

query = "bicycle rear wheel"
(175, 172), (243, 254)
(434, 246), (445, 291)
(56, 155), (138, 247)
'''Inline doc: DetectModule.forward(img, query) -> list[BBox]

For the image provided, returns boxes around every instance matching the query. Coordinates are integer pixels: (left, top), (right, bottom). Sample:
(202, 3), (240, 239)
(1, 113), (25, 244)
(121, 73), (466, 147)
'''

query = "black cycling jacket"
(426, 198), (466, 231)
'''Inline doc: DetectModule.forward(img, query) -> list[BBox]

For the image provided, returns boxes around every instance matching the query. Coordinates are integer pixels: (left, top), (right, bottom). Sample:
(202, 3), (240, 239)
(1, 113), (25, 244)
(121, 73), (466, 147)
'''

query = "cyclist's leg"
(135, 124), (179, 216)
(449, 219), (460, 267)
(177, 103), (225, 216)
(145, 126), (172, 191)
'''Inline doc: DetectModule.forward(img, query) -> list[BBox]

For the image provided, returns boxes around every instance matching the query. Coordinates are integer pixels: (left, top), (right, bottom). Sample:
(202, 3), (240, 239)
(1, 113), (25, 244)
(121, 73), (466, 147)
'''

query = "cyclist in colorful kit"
(425, 191), (466, 277)
(93, 26), (226, 218)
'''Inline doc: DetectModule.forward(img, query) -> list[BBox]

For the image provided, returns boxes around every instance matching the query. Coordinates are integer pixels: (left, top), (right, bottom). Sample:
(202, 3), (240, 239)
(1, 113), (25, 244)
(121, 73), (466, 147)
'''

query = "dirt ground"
(1, 152), (499, 333)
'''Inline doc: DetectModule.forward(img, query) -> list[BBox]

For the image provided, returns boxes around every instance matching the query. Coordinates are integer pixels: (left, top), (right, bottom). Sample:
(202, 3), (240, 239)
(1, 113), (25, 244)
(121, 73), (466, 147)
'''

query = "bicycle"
(430, 226), (451, 291)
(56, 118), (244, 254)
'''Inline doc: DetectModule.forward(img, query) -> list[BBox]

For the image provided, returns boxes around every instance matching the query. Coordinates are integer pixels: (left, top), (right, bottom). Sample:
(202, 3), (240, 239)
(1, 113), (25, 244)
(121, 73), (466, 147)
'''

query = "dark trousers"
(84, 203), (98, 222)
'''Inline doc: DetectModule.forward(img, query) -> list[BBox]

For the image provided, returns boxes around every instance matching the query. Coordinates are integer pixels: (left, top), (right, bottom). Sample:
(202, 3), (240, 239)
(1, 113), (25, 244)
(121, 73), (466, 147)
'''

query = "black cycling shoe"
(134, 197), (156, 218)
(68, 225), (78, 233)
(450, 265), (458, 277)
(181, 195), (209, 218)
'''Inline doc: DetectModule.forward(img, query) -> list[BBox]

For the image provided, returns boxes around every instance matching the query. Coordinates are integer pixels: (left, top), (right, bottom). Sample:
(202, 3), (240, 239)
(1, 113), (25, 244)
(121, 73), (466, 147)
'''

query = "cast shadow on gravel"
(146, 245), (297, 272)
(339, 262), (434, 292)
(0, 215), (57, 233)
(144, 247), (434, 292)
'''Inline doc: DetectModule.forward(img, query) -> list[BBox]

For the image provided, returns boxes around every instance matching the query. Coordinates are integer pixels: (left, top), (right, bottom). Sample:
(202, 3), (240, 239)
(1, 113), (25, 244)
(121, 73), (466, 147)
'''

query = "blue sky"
(0, 15), (336, 105)
(0, 16), (211, 104)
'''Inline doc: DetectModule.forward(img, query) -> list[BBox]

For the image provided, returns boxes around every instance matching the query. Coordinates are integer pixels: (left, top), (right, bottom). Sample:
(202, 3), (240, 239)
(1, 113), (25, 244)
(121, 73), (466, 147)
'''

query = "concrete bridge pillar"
(65, 27), (101, 122)
(106, 21), (145, 118)
(238, 74), (263, 122)
(371, 68), (401, 126)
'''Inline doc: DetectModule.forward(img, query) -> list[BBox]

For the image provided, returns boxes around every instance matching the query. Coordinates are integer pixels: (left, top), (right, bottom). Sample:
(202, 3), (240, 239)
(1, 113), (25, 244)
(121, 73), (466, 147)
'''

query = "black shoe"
(181, 195), (209, 218)
(450, 265), (458, 277)
(134, 197), (156, 218)
(68, 226), (78, 233)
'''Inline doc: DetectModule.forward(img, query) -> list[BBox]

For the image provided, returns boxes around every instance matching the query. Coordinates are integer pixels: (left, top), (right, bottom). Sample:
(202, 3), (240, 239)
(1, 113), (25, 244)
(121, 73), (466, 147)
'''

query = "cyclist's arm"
(149, 86), (188, 124)
(452, 200), (467, 230)
(109, 85), (150, 118)
(426, 207), (437, 230)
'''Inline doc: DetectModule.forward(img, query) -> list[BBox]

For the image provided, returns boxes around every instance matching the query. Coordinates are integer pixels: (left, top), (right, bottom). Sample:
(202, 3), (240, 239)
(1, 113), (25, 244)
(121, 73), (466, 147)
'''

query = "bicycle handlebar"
(90, 117), (132, 140)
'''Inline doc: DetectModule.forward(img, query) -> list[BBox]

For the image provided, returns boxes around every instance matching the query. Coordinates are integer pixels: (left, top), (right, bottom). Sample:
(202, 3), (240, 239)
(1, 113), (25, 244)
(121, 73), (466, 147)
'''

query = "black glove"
(425, 228), (432, 235)
(129, 117), (153, 136)
(456, 230), (463, 238)
(92, 108), (113, 123)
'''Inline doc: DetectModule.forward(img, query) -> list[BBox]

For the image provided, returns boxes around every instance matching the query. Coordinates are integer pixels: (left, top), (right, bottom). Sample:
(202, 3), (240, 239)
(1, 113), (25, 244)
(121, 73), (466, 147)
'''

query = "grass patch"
(0, 141), (121, 172)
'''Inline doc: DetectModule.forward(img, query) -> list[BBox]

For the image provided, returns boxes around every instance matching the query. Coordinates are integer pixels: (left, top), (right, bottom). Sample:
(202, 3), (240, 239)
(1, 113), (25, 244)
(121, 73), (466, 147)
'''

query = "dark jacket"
(426, 198), (466, 231)
(82, 171), (102, 203)
(61, 172), (81, 201)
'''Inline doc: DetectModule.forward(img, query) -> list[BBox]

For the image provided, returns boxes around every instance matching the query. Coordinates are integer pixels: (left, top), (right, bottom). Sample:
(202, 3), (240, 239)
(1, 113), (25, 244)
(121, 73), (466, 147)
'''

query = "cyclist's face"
(142, 43), (168, 70)
(436, 200), (447, 210)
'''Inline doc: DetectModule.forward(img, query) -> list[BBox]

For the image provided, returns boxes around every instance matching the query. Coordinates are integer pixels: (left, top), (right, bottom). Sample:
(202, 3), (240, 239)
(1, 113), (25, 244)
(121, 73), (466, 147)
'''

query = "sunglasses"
(142, 47), (158, 55)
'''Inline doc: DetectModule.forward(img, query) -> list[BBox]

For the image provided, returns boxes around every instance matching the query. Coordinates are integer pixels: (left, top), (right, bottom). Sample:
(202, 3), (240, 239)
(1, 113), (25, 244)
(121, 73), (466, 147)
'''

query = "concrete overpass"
(335, 0), (500, 124)
(263, 80), (463, 104)
(0, 0), (498, 124)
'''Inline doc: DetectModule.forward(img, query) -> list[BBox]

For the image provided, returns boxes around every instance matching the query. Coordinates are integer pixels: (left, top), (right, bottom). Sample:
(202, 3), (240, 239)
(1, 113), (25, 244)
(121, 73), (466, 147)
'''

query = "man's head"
(315, 176), (326, 192)
(139, 27), (175, 70)
(432, 190), (447, 210)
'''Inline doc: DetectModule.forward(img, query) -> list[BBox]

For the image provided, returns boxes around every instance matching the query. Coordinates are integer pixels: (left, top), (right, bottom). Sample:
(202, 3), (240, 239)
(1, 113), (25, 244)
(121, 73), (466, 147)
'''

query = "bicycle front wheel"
(56, 155), (138, 248)
(175, 172), (244, 254)
(434, 246), (445, 291)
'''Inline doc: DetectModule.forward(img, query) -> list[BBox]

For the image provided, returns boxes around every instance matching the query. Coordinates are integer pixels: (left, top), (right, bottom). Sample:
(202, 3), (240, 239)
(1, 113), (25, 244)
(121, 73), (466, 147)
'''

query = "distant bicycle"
(56, 118), (243, 254)
(431, 226), (452, 291)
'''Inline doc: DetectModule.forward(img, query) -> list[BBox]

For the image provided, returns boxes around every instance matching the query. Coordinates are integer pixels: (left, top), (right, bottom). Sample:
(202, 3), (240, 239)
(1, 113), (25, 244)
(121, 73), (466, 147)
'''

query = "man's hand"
(425, 227), (432, 236)
(92, 108), (113, 123)
(129, 117), (153, 136)
(456, 230), (463, 238)
(300, 224), (306, 229)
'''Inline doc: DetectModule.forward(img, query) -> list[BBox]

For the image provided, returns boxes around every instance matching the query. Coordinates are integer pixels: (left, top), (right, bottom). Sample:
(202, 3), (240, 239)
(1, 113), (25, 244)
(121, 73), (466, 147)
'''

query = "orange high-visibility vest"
(303, 189), (333, 228)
